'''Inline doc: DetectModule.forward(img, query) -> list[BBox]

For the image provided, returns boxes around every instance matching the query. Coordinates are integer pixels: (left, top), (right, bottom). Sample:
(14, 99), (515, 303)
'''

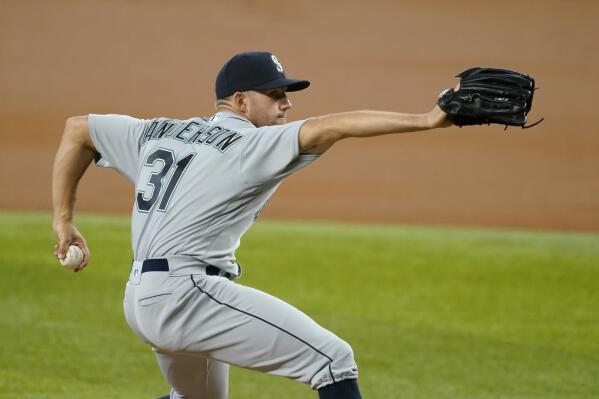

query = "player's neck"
(216, 103), (244, 117)
(215, 103), (254, 123)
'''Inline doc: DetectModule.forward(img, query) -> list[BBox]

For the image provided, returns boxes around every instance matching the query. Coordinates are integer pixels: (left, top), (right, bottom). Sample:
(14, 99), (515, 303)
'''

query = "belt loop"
(129, 261), (144, 285)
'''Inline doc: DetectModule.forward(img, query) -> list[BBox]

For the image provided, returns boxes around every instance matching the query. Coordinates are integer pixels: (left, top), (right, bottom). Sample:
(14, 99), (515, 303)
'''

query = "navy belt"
(141, 258), (234, 280)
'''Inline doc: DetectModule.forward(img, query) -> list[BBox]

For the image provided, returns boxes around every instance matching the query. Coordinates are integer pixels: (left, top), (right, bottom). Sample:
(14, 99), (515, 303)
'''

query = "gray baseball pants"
(124, 257), (359, 399)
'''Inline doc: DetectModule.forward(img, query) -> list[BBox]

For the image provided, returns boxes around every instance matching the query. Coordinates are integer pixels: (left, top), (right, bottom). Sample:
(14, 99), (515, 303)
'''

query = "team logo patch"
(271, 55), (284, 72)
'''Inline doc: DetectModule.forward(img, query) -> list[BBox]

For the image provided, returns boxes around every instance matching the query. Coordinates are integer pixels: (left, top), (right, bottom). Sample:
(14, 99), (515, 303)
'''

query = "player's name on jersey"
(140, 118), (243, 153)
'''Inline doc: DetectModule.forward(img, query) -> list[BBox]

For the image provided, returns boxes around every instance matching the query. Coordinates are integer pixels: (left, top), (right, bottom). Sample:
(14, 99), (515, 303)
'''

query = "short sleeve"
(88, 114), (147, 182)
(240, 119), (318, 185)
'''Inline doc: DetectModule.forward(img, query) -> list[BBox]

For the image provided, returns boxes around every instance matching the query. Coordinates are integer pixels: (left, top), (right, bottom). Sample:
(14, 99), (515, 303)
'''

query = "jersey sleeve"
(88, 114), (147, 182)
(240, 119), (319, 185)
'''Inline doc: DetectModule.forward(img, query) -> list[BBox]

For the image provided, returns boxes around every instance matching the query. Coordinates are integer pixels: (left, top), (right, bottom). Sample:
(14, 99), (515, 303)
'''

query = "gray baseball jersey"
(89, 111), (317, 275)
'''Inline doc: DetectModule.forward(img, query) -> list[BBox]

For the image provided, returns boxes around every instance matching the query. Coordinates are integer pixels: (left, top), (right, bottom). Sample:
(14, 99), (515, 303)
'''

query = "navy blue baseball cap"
(215, 51), (310, 99)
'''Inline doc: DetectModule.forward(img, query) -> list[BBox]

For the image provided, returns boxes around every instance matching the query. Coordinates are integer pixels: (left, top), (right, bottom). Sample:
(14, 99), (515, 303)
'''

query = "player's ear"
(234, 92), (248, 113)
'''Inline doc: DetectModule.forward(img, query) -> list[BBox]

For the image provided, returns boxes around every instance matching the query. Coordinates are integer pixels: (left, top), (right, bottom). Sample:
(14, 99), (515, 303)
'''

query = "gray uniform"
(89, 112), (358, 399)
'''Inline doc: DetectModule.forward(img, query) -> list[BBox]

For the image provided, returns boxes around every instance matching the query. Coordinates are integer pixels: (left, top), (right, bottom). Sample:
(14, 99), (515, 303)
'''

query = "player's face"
(244, 88), (292, 127)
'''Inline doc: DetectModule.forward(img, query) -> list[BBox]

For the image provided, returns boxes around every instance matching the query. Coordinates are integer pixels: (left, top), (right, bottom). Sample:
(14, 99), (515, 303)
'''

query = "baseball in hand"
(60, 245), (84, 269)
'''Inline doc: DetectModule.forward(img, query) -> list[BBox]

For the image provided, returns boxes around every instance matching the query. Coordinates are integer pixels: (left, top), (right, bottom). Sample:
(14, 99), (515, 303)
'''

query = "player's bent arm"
(299, 105), (450, 155)
(52, 116), (95, 271)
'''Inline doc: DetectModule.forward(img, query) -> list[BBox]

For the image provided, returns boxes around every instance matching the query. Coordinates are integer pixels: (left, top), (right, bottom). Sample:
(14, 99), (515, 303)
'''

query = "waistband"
(130, 255), (241, 282)
(141, 258), (235, 280)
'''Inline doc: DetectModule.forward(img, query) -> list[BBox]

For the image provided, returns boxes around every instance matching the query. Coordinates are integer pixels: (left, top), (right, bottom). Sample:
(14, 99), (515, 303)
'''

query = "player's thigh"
(155, 349), (229, 399)
(183, 275), (356, 387)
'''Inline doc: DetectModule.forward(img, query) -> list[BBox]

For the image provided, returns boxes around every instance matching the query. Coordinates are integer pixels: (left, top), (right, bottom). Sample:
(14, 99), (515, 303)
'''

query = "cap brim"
(253, 78), (310, 92)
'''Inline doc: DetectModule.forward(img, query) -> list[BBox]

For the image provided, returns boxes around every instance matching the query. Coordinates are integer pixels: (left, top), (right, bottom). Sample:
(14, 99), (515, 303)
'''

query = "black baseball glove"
(437, 67), (543, 128)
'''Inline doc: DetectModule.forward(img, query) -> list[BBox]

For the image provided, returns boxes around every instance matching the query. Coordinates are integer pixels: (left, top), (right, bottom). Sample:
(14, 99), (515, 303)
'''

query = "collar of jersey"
(210, 111), (253, 126)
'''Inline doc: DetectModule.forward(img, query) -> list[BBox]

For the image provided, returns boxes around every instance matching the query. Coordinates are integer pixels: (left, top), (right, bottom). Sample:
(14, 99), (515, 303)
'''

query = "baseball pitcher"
(52, 51), (539, 399)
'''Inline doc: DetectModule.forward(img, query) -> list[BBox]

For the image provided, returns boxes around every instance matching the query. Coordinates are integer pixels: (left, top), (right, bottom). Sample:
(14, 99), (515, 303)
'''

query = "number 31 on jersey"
(136, 148), (196, 213)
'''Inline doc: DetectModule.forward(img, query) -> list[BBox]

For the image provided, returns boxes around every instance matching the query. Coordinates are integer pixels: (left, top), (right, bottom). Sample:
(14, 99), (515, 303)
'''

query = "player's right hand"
(52, 220), (91, 272)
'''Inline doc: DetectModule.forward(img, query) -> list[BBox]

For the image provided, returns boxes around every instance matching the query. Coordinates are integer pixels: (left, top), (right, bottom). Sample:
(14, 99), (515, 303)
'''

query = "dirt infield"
(1, 1), (598, 231)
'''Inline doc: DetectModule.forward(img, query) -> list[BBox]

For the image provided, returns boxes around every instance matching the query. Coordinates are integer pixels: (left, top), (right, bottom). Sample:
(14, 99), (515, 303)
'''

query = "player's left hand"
(52, 220), (91, 272)
(436, 67), (542, 128)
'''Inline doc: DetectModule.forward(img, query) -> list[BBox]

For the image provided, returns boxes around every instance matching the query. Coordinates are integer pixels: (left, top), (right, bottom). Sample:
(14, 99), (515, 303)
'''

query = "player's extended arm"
(52, 116), (95, 271)
(299, 105), (450, 154)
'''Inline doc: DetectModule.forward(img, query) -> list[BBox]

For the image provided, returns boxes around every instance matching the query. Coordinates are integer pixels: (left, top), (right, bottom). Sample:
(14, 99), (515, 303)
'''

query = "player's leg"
(124, 274), (229, 399)
(131, 272), (361, 396)
(154, 349), (229, 399)
(143, 274), (360, 391)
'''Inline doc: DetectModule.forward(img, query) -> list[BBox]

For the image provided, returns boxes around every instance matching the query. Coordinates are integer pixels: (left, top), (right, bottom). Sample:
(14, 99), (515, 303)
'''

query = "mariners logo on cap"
(271, 55), (284, 72)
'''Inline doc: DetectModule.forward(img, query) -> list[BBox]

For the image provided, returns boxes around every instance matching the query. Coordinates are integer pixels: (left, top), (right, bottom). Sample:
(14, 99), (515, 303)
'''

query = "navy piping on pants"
(189, 275), (336, 384)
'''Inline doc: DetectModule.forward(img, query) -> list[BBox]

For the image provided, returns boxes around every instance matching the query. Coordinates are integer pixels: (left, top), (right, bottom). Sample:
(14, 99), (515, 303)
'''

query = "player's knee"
(331, 338), (357, 372)
(311, 338), (358, 389)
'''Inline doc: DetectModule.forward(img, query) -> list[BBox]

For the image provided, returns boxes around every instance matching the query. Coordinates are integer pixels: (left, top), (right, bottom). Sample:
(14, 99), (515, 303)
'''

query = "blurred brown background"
(1, 0), (598, 231)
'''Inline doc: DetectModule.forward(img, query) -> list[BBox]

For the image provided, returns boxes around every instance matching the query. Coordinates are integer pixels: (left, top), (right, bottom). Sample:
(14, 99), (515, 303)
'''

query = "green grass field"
(0, 211), (598, 399)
